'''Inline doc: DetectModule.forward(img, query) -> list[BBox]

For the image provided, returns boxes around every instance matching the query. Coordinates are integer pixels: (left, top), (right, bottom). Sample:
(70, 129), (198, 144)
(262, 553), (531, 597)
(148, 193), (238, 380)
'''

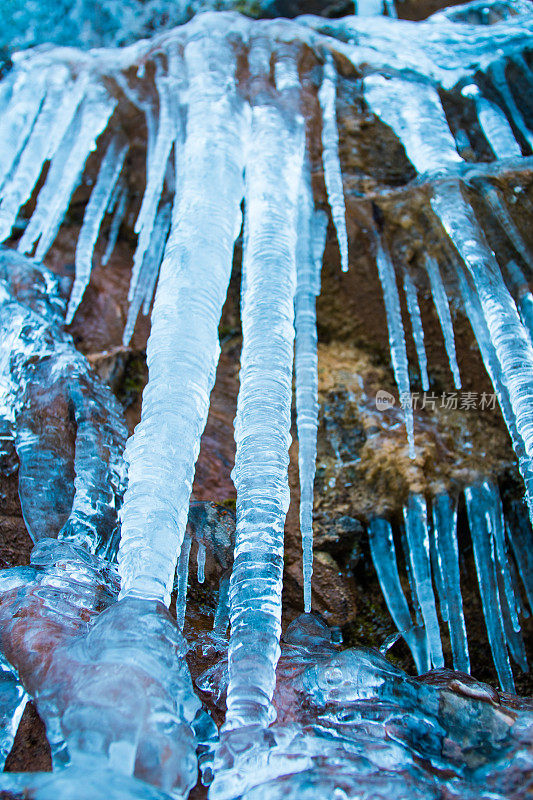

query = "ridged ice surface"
(226, 44), (304, 731)
(118, 32), (248, 606)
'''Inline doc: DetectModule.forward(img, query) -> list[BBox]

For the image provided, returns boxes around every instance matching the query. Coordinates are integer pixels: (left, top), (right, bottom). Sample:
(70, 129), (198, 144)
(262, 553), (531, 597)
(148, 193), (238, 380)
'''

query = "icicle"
(118, 34), (248, 606)
(294, 171), (327, 614)
(368, 517), (429, 674)
(425, 256), (461, 390)
(505, 261), (533, 344)
(356, 0), (386, 14)
(375, 240), (415, 459)
(464, 483), (515, 692)
(67, 137), (128, 324)
(318, 54), (348, 273)
(213, 571), (231, 636)
(123, 200), (171, 345)
(197, 542), (206, 584)
(101, 182), (128, 267)
(0, 66), (69, 242)
(486, 483), (523, 640)
(384, 0), (397, 17)
(403, 270), (430, 392)
(454, 262), (533, 526)
(18, 85), (116, 260)
(490, 61), (533, 151)
(431, 493), (470, 673)
(176, 535), (192, 630)
(128, 67), (177, 303)
(462, 84), (522, 159)
(0, 69), (48, 194)
(480, 184), (531, 268)
(506, 507), (533, 613)
(225, 43), (304, 732)
(433, 181), (533, 529)
(403, 494), (444, 669)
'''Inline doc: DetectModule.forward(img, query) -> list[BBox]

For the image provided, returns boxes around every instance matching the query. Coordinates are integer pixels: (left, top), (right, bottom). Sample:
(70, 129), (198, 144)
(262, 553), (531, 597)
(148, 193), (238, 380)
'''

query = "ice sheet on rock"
(0, 543), (199, 797)
(403, 494), (443, 669)
(0, 249), (127, 555)
(226, 42), (304, 732)
(67, 136), (128, 323)
(318, 54), (348, 273)
(0, 657), (27, 770)
(465, 482), (515, 691)
(294, 173), (327, 613)
(118, 33), (248, 606)
(18, 84), (116, 261)
(425, 256), (461, 390)
(368, 517), (429, 673)
(431, 493), (469, 673)
(375, 240), (415, 459)
(403, 270), (430, 392)
(123, 200), (172, 345)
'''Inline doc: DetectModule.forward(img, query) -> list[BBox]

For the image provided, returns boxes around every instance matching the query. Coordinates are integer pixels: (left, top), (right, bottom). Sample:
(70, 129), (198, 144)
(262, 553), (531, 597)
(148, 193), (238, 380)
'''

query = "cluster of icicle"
(0, 0), (532, 797)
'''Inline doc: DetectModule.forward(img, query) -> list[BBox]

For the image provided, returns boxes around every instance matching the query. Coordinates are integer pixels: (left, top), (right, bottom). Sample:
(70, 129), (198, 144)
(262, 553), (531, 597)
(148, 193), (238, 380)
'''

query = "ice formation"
(0, 0), (532, 797)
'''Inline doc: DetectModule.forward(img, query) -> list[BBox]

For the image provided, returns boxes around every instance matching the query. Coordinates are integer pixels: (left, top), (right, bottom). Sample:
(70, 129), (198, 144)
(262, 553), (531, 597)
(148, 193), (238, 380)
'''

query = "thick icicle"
(128, 67), (177, 303)
(225, 42), (304, 731)
(294, 173), (327, 613)
(0, 66), (69, 242)
(462, 84), (522, 159)
(464, 482), (515, 692)
(123, 200), (172, 345)
(67, 136), (128, 323)
(0, 69), (48, 193)
(425, 255), (461, 390)
(118, 33), (248, 606)
(403, 494), (444, 669)
(356, 0), (385, 15)
(368, 517), (429, 673)
(101, 182), (128, 266)
(403, 270), (430, 392)
(489, 61), (533, 152)
(18, 85), (116, 261)
(318, 54), (348, 273)
(375, 240), (415, 459)
(431, 494), (470, 673)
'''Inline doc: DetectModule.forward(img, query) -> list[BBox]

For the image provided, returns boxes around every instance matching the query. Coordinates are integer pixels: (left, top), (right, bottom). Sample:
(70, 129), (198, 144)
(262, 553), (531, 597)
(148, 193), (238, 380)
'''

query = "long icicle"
(403, 494), (444, 669)
(368, 517), (430, 673)
(127, 65), (176, 303)
(375, 240), (416, 459)
(403, 269), (430, 392)
(123, 200), (172, 345)
(294, 172), (327, 613)
(118, 34), (248, 606)
(101, 181), (128, 266)
(462, 84), (522, 160)
(465, 482), (515, 692)
(425, 255), (462, 390)
(67, 136), (128, 323)
(225, 42), (304, 731)
(432, 493), (470, 673)
(318, 53), (348, 273)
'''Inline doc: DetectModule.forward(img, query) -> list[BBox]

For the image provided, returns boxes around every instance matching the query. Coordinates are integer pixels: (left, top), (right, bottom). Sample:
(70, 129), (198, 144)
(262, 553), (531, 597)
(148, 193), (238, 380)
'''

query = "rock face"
(0, 0), (532, 796)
